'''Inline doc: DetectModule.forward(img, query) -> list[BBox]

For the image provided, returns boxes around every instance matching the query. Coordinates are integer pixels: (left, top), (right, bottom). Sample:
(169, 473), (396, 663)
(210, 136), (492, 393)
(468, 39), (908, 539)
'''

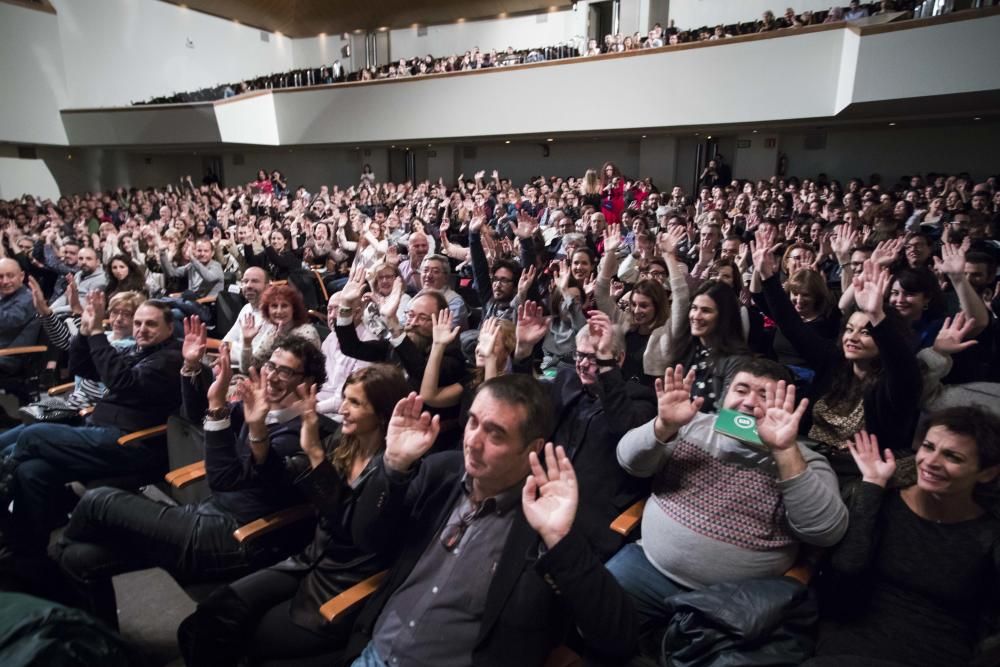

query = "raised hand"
(852, 259), (888, 324)
(754, 380), (809, 453)
(240, 312), (262, 342)
(847, 430), (896, 487)
(603, 224), (623, 254)
(339, 265), (368, 306)
(522, 443), (578, 549)
(468, 211), (486, 235)
(514, 211), (538, 240)
(380, 277), (404, 320)
(750, 239), (777, 280)
(477, 317), (500, 360)
(430, 308), (461, 346)
(933, 311), (978, 356)
(871, 238), (903, 268)
(831, 223), (857, 263)
(587, 310), (616, 360)
(515, 300), (551, 353)
(517, 264), (537, 299)
(698, 234), (718, 265)
(181, 315), (208, 370)
(206, 342), (233, 410)
(292, 383), (325, 467)
(238, 366), (271, 425)
(653, 365), (703, 441)
(659, 225), (686, 258)
(27, 275), (51, 317)
(384, 393), (441, 472)
(933, 242), (966, 281)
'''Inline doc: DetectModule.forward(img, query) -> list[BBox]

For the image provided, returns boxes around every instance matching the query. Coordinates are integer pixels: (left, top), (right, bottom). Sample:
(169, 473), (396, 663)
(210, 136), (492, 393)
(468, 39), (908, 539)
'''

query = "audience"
(132, 2), (943, 106)
(0, 153), (998, 665)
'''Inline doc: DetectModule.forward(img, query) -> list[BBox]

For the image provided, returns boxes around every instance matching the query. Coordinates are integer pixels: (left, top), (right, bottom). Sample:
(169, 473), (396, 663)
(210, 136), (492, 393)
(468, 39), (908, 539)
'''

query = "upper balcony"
(58, 8), (1000, 148)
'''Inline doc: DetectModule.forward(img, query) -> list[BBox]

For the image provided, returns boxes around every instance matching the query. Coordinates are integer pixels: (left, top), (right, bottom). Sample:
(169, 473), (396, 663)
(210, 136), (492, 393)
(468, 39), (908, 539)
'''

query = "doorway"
(588, 1), (616, 42)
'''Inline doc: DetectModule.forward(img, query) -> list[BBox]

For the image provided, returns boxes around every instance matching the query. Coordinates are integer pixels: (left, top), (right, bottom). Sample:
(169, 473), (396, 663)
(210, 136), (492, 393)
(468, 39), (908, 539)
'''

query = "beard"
(406, 328), (432, 351)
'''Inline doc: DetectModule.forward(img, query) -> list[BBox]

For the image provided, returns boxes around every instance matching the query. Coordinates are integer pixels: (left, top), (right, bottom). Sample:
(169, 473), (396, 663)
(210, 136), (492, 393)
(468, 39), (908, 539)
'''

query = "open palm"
(754, 381), (809, 452)
(522, 444), (578, 548)
(385, 393), (440, 471)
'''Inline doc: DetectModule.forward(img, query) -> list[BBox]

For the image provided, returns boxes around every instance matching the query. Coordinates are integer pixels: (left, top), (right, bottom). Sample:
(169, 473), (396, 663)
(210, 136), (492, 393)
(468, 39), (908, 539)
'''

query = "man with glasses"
(512, 306), (656, 560)
(419, 254), (468, 330)
(344, 375), (636, 666)
(51, 328), (330, 628)
(336, 288), (466, 395)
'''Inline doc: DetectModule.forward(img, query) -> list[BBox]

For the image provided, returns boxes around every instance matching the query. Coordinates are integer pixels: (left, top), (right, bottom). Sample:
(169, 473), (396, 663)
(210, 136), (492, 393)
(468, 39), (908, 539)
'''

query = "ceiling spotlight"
(641, 135), (647, 138)
(427, 143), (432, 147)
(318, 32), (326, 37)
(378, 26), (388, 32)
(706, 135), (712, 139)
(752, 130), (758, 134)
(505, 140), (511, 144)
(888, 122), (896, 126)
(498, 12), (507, 18)
(974, 116), (982, 121)
(456, 17), (465, 23)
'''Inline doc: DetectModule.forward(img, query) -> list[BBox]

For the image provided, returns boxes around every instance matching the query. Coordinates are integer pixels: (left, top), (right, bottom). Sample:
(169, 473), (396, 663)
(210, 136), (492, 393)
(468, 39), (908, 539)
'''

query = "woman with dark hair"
(252, 169), (273, 195)
(665, 280), (750, 411)
(756, 254), (922, 478)
(420, 314), (511, 412)
(177, 364), (411, 666)
(240, 283), (320, 372)
(103, 254), (147, 298)
(806, 407), (1000, 667)
(886, 266), (946, 348)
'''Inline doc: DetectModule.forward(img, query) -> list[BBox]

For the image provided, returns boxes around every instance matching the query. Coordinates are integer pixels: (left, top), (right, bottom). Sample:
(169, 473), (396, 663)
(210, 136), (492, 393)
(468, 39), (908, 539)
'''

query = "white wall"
(53, 0), (295, 108)
(732, 132), (780, 181)
(779, 122), (1000, 185)
(668, 0), (834, 28)
(0, 157), (61, 201)
(291, 33), (351, 71)
(455, 139), (640, 186)
(0, 3), (68, 145)
(388, 8), (589, 63)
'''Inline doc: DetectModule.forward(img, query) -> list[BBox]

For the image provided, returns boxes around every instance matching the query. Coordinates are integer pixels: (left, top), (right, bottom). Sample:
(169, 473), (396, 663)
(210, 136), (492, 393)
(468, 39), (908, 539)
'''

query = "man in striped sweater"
(608, 357), (847, 633)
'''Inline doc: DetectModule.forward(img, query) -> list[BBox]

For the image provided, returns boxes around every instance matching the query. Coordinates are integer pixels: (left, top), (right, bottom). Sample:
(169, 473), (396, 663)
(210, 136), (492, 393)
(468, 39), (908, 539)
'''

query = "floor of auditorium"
(115, 568), (193, 666)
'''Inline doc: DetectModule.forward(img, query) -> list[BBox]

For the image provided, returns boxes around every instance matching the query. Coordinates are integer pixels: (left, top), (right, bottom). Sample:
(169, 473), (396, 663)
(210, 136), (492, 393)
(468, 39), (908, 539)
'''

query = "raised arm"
(936, 241), (989, 337)
(418, 309), (464, 408)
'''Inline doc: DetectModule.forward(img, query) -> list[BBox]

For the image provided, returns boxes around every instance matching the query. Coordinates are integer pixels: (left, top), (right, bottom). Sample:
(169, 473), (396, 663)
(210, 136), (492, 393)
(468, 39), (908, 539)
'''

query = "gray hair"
(575, 322), (626, 359)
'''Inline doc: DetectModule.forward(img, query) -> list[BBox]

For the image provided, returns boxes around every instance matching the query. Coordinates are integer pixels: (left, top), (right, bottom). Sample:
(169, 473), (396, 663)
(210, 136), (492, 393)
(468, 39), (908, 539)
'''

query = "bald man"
(0, 258), (40, 376)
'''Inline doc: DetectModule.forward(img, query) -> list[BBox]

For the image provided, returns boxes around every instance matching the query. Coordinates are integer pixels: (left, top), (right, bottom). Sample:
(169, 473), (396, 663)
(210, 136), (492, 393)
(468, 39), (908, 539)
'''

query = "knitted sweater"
(618, 416), (847, 590)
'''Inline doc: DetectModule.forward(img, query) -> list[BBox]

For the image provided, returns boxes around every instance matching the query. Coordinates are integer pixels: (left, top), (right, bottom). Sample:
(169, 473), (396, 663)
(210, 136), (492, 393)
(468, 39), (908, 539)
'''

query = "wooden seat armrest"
(196, 295), (217, 304)
(0, 345), (48, 357)
(206, 338), (223, 351)
(165, 461), (207, 489)
(312, 269), (330, 302)
(318, 571), (388, 623)
(117, 424), (168, 445)
(610, 499), (647, 537)
(48, 382), (76, 396)
(783, 563), (814, 586)
(232, 504), (314, 544)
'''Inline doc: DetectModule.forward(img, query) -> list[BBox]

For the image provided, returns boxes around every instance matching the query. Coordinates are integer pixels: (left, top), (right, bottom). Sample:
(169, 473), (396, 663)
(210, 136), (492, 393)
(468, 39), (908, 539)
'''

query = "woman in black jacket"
(755, 251), (921, 479)
(178, 364), (410, 667)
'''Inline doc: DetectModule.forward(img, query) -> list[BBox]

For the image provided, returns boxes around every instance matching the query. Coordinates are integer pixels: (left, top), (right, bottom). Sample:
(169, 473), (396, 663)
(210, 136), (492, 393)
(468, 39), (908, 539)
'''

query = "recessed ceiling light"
(318, 32), (326, 37)
(974, 116), (982, 121)
(706, 135), (712, 139)
(427, 144), (432, 147)
(505, 140), (511, 144)
(888, 122), (896, 126)
(641, 135), (647, 138)
(752, 130), (758, 134)
(546, 138), (554, 142)
(456, 17), (465, 23)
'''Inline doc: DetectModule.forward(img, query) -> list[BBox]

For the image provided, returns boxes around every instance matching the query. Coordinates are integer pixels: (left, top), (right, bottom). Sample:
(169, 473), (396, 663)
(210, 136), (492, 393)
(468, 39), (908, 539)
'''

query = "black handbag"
(18, 397), (82, 424)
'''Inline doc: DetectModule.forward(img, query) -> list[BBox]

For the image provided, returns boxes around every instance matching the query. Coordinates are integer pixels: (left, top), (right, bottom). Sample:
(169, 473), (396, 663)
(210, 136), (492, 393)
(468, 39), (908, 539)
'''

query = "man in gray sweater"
(160, 238), (224, 298)
(608, 357), (847, 632)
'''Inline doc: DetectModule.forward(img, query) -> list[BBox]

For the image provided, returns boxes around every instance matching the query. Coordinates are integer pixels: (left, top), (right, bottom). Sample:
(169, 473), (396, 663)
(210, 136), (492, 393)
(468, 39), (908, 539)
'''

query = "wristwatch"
(204, 406), (231, 421)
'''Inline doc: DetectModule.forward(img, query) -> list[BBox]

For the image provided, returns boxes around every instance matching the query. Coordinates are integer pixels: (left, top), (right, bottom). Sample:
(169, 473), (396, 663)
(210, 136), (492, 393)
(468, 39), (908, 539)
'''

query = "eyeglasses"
(574, 351), (599, 364)
(440, 498), (495, 551)
(261, 360), (304, 381)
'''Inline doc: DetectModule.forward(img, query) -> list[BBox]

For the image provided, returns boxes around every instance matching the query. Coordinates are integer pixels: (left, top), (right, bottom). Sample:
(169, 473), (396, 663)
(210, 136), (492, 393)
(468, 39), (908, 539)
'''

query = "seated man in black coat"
(343, 375), (637, 666)
(51, 322), (330, 629)
(513, 303), (657, 560)
(334, 272), (465, 393)
(0, 295), (182, 573)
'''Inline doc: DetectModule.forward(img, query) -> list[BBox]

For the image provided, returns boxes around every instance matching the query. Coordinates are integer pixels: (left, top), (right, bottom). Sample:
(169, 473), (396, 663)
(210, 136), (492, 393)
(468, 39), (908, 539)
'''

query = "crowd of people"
(1, 158), (999, 667)
(136, 1), (918, 105)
